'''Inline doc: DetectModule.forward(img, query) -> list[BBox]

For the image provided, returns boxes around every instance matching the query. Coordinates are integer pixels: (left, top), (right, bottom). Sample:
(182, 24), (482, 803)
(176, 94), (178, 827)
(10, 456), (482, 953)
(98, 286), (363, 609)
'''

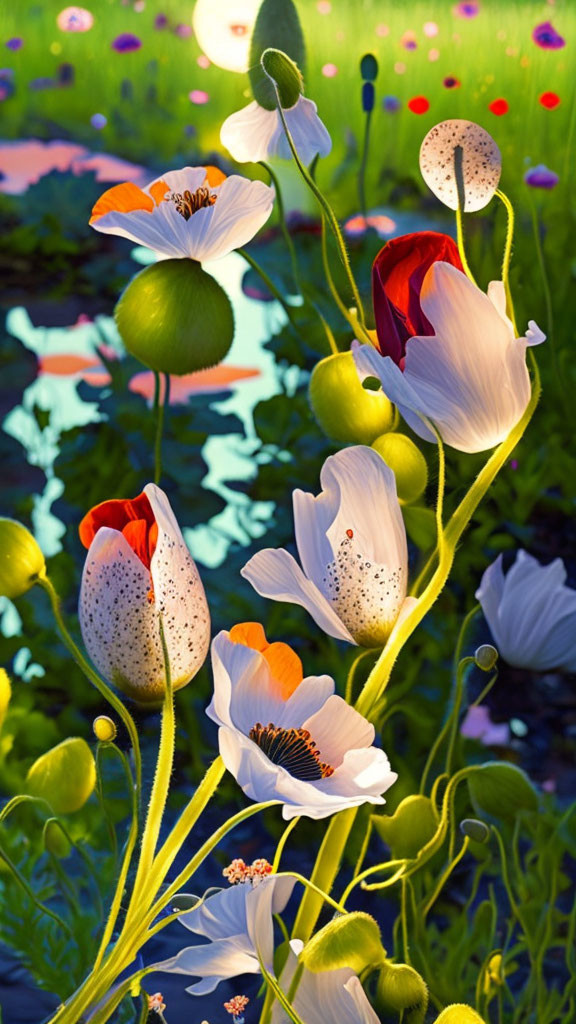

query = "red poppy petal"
(79, 492), (158, 568)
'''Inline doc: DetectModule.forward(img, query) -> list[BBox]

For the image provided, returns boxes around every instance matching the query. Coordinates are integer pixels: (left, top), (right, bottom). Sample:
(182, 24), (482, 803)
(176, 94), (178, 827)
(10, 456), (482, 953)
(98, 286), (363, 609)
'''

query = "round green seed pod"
(0, 518), (46, 600)
(475, 644), (498, 671)
(371, 432), (428, 504)
(309, 352), (394, 445)
(115, 259), (234, 376)
(26, 737), (97, 815)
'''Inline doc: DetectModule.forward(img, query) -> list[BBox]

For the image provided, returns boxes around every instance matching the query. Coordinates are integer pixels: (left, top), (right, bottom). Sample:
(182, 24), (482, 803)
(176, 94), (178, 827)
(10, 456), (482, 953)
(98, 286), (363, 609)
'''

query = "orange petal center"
(229, 621), (303, 700)
(79, 492), (158, 570)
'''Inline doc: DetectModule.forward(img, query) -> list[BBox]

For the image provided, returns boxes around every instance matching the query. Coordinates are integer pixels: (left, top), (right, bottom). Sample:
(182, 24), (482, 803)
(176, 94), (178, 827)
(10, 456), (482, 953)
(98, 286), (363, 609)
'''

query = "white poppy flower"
(89, 166), (274, 261)
(207, 626), (397, 819)
(241, 446), (414, 647)
(353, 263), (545, 454)
(272, 941), (380, 1024)
(220, 95), (332, 164)
(78, 484), (210, 702)
(151, 873), (296, 995)
(476, 551), (576, 672)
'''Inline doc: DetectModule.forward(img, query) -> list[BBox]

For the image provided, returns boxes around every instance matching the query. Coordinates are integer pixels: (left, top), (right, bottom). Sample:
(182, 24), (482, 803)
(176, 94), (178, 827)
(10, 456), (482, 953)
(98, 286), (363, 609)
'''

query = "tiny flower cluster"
(222, 857), (273, 885)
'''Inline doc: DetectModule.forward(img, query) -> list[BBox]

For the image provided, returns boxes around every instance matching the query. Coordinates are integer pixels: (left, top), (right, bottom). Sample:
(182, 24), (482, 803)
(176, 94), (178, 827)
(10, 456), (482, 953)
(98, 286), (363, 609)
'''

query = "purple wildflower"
(532, 21), (565, 49)
(6, 37), (23, 50)
(111, 33), (142, 53)
(524, 164), (559, 189)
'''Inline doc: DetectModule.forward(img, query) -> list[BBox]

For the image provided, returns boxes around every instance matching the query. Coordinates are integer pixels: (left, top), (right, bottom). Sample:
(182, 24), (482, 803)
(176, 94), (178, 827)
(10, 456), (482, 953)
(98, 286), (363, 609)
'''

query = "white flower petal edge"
(242, 446), (411, 647)
(90, 167), (274, 261)
(476, 551), (576, 672)
(220, 96), (332, 164)
(353, 262), (545, 454)
(149, 875), (296, 996)
(271, 942), (380, 1024)
(209, 630), (397, 820)
(78, 484), (210, 701)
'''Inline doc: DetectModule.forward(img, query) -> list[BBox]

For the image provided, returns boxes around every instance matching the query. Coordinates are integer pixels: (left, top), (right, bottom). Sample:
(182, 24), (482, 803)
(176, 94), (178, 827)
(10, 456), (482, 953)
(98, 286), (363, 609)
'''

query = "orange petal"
(262, 642), (303, 700)
(90, 182), (154, 224)
(204, 165), (227, 188)
(229, 622), (268, 652)
(149, 178), (170, 205)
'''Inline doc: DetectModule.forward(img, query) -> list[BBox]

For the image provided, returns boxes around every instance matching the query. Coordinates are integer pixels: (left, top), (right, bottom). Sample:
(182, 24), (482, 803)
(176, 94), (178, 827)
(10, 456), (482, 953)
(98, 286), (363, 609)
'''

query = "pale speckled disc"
(419, 119), (502, 212)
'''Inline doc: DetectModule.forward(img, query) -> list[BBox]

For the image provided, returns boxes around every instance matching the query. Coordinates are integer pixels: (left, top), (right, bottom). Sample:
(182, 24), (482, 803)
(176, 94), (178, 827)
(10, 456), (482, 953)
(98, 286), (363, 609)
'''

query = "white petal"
(293, 486), (337, 586)
(78, 527), (167, 701)
(150, 167), (208, 195)
(343, 976), (382, 1024)
(150, 936), (258, 992)
(245, 875), (296, 970)
(274, 674), (335, 729)
(419, 119), (501, 213)
(241, 548), (356, 644)
(220, 102), (281, 163)
(279, 96), (332, 163)
(90, 204), (188, 258)
(187, 174), (274, 261)
(303, 695), (375, 767)
(475, 555), (506, 647)
(145, 484), (210, 692)
(208, 630), (287, 735)
(176, 882), (249, 940)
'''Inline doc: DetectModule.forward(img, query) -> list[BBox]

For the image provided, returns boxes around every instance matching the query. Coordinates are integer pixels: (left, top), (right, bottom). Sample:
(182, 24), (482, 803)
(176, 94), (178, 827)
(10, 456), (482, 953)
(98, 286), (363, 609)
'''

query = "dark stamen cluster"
(171, 187), (217, 220)
(249, 723), (334, 781)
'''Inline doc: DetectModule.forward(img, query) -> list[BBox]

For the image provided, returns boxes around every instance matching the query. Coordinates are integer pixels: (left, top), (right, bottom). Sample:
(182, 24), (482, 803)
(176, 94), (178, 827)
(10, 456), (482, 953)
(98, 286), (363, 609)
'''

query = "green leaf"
(372, 795), (438, 860)
(467, 761), (539, 821)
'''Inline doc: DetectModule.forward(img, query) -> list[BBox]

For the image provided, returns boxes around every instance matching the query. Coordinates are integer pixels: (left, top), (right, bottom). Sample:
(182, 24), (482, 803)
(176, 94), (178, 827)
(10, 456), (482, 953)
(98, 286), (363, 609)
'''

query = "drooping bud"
(372, 794), (438, 860)
(115, 260), (234, 376)
(371, 433), (428, 505)
(360, 53), (379, 81)
(475, 645), (498, 671)
(301, 912), (386, 975)
(260, 48), (303, 109)
(419, 120), (501, 212)
(0, 518), (46, 600)
(309, 352), (394, 445)
(249, 0), (305, 110)
(460, 818), (490, 844)
(93, 716), (117, 743)
(0, 668), (11, 731)
(43, 818), (72, 859)
(376, 962), (428, 1023)
(26, 737), (97, 814)
(467, 761), (538, 822)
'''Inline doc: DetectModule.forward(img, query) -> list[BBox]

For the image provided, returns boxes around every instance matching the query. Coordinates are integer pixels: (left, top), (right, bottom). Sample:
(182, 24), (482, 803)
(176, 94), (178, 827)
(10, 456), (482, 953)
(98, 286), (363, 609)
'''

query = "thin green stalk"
(344, 649), (375, 704)
(454, 144), (477, 285)
(421, 836), (470, 919)
(420, 655), (475, 795)
(444, 657), (475, 777)
(153, 371), (169, 485)
(95, 743), (118, 866)
(358, 108), (373, 222)
(321, 215), (372, 343)
(237, 247), (298, 325)
(272, 817), (300, 872)
(259, 160), (303, 295)
(37, 575), (142, 797)
(266, 72), (367, 329)
(470, 670), (498, 709)
(495, 189), (516, 331)
(291, 807), (357, 943)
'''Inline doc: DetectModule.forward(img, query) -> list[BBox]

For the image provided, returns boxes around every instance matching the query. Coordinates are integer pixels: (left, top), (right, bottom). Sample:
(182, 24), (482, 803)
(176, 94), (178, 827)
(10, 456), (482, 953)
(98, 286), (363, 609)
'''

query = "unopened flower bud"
(26, 737), (97, 814)
(115, 260), (234, 376)
(475, 644), (498, 671)
(43, 818), (72, 859)
(261, 47), (303, 109)
(460, 818), (490, 844)
(93, 716), (117, 743)
(309, 352), (394, 445)
(0, 518), (46, 600)
(360, 53), (379, 81)
(435, 1007), (485, 1024)
(377, 961), (429, 1020)
(249, 0), (305, 110)
(362, 82), (375, 113)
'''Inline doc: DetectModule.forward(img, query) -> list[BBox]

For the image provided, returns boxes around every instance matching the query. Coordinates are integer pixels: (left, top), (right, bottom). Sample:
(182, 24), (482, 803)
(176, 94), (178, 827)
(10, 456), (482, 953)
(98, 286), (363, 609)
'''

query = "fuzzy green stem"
(320, 215), (372, 343)
(237, 246), (298, 324)
(495, 189), (516, 332)
(37, 575), (142, 797)
(291, 807), (357, 943)
(259, 160), (303, 295)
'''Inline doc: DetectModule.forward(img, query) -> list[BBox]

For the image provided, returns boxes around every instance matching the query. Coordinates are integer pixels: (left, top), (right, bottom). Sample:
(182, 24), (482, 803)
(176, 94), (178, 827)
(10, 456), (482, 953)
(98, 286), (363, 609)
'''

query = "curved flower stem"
(259, 160), (303, 295)
(419, 655), (475, 796)
(454, 145), (477, 286)
(354, 353), (541, 721)
(95, 743), (119, 865)
(152, 371), (166, 485)
(444, 657), (475, 777)
(266, 75), (367, 331)
(320, 216), (372, 343)
(125, 616), (174, 925)
(358, 107), (373, 223)
(291, 806), (357, 943)
(421, 836), (470, 920)
(272, 816), (300, 872)
(237, 246), (298, 325)
(344, 648), (376, 704)
(37, 575), (142, 797)
(495, 189), (517, 332)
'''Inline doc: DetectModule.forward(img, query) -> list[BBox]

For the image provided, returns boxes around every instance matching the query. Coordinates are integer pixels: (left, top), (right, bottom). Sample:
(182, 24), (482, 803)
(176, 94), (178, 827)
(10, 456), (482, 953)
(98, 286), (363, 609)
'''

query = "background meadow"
(0, 1), (575, 1022)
